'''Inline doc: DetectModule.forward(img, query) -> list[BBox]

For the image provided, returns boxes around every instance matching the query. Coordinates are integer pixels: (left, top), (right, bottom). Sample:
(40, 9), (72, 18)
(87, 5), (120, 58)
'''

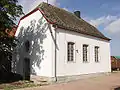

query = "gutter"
(54, 25), (57, 82)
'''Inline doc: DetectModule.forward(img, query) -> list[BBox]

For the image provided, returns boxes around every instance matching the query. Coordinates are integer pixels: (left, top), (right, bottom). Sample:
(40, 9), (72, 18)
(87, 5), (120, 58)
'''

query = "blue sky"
(18, 0), (120, 56)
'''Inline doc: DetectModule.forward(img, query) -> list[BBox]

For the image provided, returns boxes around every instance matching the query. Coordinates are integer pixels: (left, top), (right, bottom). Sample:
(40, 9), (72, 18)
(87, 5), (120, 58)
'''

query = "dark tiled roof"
(37, 2), (110, 41)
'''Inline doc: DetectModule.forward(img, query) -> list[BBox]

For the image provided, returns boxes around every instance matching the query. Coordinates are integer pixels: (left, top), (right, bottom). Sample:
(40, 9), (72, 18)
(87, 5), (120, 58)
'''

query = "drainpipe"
(54, 25), (57, 82)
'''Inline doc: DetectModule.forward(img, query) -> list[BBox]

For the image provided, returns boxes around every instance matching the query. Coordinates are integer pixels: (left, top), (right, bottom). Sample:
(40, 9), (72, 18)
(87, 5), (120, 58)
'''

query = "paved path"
(16, 72), (120, 90)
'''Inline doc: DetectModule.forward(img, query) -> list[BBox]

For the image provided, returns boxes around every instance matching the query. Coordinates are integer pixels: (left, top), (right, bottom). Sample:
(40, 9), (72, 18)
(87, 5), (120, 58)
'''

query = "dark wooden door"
(24, 58), (30, 80)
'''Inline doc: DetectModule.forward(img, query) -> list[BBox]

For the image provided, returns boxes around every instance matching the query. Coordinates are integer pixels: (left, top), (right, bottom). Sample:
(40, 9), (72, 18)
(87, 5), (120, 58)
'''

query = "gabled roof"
(21, 2), (110, 41)
(111, 56), (120, 60)
(114, 56), (120, 60)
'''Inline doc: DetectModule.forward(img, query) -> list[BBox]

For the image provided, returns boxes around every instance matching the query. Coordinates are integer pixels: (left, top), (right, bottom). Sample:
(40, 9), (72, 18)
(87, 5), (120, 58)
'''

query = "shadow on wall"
(12, 16), (50, 75)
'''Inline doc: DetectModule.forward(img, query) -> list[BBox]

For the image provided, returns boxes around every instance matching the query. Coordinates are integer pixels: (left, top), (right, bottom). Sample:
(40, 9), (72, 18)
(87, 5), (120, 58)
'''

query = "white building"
(12, 2), (111, 82)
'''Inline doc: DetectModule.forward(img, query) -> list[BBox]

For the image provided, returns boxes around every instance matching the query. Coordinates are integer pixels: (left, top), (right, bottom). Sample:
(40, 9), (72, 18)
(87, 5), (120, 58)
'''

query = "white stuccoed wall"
(13, 10), (54, 77)
(13, 9), (111, 79)
(55, 28), (111, 76)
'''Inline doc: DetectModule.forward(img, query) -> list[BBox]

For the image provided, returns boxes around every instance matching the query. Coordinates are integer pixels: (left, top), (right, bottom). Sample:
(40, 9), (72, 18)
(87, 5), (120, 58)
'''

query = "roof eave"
(54, 25), (111, 41)
(17, 5), (111, 42)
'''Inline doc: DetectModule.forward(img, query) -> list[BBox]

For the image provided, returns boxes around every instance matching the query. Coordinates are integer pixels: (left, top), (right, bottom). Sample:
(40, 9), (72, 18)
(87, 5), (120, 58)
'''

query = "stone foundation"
(30, 72), (110, 84)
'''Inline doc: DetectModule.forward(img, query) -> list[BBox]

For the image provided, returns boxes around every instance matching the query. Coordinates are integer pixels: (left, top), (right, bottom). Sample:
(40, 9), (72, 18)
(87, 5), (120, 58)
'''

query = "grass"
(0, 80), (42, 90)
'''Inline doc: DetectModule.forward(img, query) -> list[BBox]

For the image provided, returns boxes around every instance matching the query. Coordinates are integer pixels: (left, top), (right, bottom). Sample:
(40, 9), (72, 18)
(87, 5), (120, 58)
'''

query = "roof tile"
(37, 2), (110, 41)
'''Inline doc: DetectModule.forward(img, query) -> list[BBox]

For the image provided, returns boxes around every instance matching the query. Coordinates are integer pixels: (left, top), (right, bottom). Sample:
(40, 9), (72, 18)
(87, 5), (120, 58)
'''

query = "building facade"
(12, 2), (111, 82)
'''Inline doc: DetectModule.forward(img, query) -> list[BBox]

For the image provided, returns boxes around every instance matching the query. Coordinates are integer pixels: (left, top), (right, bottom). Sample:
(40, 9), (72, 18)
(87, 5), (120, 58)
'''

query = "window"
(25, 40), (30, 52)
(67, 42), (75, 62)
(95, 46), (99, 62)
(83, 44), (88, 62)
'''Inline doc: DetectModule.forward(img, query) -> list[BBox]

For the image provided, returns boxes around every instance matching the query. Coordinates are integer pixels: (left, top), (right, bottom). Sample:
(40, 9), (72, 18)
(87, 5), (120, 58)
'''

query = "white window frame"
(67, 42), (76, 62)
(83, 44), (89, 63)
(95, 46), (100, 63)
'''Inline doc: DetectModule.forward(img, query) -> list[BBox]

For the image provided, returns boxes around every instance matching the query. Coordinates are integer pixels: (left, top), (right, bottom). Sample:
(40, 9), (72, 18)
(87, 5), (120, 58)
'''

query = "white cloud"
(87, 15), (117, 27)
(85, 15), (120, 35)
(63, 7), (69, 11)
(104, 18), (120, 34)
(18, 0), (59, 14)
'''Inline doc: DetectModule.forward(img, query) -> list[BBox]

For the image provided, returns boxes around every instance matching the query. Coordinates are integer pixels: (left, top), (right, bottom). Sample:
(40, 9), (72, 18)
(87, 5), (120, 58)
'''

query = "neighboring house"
(12, 2), (111, 82)
(5, 25), (17, 37)
(111, 56), (120, 70)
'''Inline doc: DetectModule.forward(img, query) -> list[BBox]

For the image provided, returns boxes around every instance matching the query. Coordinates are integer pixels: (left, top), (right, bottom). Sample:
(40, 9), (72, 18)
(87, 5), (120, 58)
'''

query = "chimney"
(74, 11), (81, 18)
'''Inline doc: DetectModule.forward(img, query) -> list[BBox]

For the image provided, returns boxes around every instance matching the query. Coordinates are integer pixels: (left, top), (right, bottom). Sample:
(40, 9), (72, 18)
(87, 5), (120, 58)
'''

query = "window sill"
(95, 61), (100, 63)
(83, 61), (89, 63)
(67, 61), (76, 63)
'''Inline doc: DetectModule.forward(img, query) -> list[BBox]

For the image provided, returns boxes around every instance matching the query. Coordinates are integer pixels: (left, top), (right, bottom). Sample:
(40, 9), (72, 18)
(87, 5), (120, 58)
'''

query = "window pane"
(95, 46), (99, 62)
(83, 45), (88, 62)
(68, 42), (74, 62)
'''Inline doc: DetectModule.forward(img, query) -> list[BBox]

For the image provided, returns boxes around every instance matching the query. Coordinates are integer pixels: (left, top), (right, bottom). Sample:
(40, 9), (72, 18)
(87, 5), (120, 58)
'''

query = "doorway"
(23, 58), (30, 80)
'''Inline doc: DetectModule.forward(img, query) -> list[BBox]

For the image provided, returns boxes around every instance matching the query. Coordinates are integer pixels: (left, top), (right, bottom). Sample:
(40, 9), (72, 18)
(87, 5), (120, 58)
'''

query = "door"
(24, 58), (30, 80)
